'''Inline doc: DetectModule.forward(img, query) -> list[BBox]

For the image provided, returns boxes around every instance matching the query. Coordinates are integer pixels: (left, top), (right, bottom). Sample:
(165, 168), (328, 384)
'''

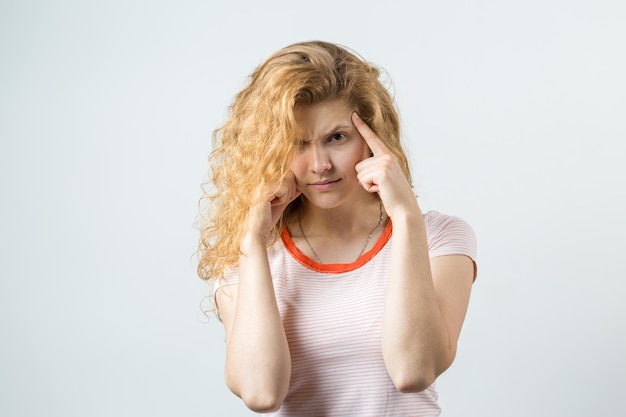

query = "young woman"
(197, 41), (477, 416)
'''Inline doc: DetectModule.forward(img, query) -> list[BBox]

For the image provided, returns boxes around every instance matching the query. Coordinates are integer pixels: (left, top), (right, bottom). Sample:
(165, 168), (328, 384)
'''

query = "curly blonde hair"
(197, 40), (412, 286)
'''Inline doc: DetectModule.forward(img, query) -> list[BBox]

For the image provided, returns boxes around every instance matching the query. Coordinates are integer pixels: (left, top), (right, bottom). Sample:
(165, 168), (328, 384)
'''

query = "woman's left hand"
(352, 112), (418, 219)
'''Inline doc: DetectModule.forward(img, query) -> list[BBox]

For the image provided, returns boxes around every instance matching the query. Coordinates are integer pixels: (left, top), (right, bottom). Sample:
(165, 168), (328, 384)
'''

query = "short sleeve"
(213, 267), (240, 292)
(212, 266), (240, 318)
(424, 210), (478, 279)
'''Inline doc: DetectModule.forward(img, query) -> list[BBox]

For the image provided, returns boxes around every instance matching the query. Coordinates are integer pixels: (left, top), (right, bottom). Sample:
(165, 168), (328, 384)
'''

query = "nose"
(310, 143), (331, 173)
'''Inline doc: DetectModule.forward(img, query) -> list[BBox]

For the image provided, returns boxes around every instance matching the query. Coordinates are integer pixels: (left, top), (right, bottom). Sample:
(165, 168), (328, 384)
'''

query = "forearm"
(225, 235), (291, 411)
(382, 206), (452, 392)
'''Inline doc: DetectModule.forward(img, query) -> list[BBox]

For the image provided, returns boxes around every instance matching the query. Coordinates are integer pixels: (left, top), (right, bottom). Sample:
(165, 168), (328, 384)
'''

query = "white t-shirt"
(217, 210), (477, 417)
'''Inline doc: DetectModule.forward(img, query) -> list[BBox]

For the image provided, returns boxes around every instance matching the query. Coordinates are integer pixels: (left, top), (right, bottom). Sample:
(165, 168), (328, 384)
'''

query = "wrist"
(387, 197), (422, 223)
(240, 231), (268, 255)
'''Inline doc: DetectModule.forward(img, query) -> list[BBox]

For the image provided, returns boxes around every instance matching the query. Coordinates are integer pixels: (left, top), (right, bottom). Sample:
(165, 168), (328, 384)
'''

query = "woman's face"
(291, 99), (372, 209)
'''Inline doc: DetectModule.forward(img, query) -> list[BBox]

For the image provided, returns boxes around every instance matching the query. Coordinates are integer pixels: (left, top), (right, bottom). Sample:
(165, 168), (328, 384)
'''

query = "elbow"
(225, 373), (287, 413)
(241, 392), (285, 413)
(390, 370), (437, 393)
(387, 353), (455, 393)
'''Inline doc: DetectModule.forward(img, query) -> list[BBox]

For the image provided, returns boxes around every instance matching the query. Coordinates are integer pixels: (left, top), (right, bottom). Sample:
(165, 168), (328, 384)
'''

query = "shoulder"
(423, 210), (477, 260)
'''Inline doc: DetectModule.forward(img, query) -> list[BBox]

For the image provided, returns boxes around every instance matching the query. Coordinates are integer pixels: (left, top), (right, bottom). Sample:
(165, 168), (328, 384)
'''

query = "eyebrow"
(298, 123), (353, 143)
(319, 123), (353, 139)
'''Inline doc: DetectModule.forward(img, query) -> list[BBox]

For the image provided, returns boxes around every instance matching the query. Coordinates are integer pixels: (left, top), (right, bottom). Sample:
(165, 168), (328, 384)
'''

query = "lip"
(308, 179), (340, 191)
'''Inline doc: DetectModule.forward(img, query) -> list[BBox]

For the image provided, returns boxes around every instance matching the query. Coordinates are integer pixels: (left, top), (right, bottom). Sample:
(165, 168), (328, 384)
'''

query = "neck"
(299, 194), (383, 237)
(293, 194), (387, 264)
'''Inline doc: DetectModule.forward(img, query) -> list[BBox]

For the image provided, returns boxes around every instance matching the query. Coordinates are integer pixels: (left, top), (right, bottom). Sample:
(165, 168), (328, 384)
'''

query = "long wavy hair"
(197, 40), (412, 286)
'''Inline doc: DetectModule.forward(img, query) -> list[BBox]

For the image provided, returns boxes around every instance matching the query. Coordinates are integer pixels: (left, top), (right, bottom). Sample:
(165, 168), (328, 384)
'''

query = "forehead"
(294, 99), (353, 138)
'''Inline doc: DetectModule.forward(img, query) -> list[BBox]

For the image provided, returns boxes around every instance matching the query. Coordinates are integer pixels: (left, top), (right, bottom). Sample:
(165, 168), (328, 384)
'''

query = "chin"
(302, 194), (343, 210)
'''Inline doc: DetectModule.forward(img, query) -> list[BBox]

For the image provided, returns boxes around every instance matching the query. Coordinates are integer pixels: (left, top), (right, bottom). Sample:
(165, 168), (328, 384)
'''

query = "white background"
(1, 1), (625, 416)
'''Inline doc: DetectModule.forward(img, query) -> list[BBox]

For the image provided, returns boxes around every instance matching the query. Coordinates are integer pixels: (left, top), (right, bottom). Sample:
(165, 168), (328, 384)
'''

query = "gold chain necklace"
(298, 200), (384, 263)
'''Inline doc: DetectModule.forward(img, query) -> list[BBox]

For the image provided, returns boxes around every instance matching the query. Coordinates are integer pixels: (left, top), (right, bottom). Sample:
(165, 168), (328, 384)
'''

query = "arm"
(353, 113), (475, 392)
(382, 209), (474, 392)
(215, 175), (300, 412)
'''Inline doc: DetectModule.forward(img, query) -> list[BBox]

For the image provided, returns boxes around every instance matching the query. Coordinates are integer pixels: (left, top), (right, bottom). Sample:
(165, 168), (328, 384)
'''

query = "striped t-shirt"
(218, 210), (477, 416)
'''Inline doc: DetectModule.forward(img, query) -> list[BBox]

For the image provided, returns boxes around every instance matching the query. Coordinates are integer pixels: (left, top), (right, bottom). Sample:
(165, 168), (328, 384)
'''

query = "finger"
(270, 186), (287, 205)
(268, 171), (301, 206)
(355, 165), (380, 194)
(270, 187), (301, 206)
(362, 182), (379, 194)
(351, 112), (387, 156)
(286, 189), (302, 205)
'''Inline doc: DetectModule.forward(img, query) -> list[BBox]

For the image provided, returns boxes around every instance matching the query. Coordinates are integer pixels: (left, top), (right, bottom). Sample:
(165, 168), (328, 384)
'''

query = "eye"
(329, 133), (346, 142)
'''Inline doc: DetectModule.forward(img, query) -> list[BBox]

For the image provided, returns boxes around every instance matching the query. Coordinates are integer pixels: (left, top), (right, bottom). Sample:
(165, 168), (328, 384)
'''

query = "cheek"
(355, 144), (372, 164)
(351, 138), (370, 162)
(290, 155), (305, 176)
(339, 154), (366, 174)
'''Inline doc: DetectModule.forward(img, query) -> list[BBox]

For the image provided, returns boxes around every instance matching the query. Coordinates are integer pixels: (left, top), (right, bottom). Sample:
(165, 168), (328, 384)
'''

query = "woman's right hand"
(245, 171), (301, 243)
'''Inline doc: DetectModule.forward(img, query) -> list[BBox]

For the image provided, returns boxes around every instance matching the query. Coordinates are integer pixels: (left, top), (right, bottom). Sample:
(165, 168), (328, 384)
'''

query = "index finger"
(352, 112), (387, 156)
